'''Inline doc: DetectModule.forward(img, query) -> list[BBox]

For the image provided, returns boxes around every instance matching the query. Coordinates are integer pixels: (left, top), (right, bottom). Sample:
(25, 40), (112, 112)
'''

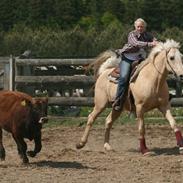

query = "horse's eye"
(170, 56), (174, 60)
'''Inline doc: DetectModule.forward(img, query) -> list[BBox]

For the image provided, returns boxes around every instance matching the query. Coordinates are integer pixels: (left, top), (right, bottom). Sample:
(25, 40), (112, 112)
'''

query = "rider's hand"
(148, 40), (158, 47)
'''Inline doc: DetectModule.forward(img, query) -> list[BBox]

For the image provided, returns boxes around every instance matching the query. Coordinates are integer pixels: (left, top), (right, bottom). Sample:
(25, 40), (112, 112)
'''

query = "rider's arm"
(128, 31), (155, 48)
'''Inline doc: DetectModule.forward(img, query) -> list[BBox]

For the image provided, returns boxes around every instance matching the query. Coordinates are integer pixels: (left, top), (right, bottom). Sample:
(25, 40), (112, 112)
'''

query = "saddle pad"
(108, 60), (149, 83)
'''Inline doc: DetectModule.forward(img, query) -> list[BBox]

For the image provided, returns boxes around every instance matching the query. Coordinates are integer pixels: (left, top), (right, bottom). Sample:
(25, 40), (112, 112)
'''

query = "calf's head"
(26, 97), (48, 157)
(33, 97), (48, 124)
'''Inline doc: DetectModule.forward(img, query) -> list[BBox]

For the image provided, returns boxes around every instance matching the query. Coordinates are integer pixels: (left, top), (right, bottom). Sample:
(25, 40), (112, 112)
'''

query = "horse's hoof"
(179, 147), (183, 154)
(76, 142), (85, 149)
(143, 151), (155, 156)
(104, 143), (113, 151)
(140, 148), (155, 156)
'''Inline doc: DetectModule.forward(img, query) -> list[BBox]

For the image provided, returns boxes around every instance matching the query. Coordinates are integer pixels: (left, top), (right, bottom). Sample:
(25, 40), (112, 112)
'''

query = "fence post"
(9, 55), (15, 91)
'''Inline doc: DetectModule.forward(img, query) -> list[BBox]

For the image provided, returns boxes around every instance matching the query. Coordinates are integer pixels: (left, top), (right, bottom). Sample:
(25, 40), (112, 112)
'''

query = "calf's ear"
(33, 97), (48, 106)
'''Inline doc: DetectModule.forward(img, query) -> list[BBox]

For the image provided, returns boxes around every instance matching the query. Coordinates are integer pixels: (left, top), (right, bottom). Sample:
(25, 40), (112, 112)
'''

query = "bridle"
(153, 47), (178, 77)
(165, 47), (179, 78)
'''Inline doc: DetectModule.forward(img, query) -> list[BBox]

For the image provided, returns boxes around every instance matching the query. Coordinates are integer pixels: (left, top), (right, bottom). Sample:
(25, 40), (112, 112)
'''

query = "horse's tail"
(87, 50), (120, 79)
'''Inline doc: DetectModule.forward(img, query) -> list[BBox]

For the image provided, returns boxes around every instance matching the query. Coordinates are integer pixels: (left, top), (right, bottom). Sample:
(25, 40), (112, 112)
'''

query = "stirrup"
(108, 75), (118, 83)
(113, 105), (121, 111)
(112, 99), (122, 111)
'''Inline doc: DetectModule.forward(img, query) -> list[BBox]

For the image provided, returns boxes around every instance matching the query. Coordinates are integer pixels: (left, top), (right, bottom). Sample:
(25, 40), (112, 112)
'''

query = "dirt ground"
(1, 123), (183, 183)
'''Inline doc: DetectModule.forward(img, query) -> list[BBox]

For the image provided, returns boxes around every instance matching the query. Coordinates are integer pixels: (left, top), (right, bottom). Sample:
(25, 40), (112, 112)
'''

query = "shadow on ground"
(31, 160), (96, 169)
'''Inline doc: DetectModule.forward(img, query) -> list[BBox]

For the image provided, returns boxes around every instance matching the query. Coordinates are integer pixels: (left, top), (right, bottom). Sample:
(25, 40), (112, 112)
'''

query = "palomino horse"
(76, 39), (183, 155)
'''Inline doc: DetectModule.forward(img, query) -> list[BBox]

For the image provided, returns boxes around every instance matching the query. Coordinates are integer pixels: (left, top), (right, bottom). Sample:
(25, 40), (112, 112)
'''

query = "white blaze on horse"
(76, 39), (183, 155)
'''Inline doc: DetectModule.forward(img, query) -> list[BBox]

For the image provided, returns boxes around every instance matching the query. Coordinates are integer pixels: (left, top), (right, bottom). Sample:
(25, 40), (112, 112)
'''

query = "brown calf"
(0, 90), (48, 164)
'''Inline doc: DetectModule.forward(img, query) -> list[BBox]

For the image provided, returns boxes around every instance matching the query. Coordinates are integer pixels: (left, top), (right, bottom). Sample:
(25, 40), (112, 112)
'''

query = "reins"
(165, 48), (179, 79)
(152, 50), (165, 75)
(152, 47), (177, 77)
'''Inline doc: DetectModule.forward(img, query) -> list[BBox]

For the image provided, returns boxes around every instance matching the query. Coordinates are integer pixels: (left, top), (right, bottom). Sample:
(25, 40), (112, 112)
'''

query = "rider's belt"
(122, 54), (134, 63)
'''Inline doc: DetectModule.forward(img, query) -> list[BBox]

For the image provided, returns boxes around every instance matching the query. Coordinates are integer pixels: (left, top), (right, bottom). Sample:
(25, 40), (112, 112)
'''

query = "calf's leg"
(27, 137), (42, 157)
(12, 134), (29, 164)
(0, 128), (5, 160)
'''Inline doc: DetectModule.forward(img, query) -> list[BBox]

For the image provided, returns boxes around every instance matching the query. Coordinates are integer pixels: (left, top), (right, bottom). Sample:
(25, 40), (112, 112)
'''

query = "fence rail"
(49, 97), (94, 106)
(47, 97), (183, 107)
(15, 75), (94, 85)
(15, 58), (94, 66)
(0, 56), (181, 108)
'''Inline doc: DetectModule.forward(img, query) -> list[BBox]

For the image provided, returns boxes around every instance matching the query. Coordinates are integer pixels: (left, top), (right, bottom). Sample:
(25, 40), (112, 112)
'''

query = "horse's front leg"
(104, 110), (121, 151)
(159, 105), (183, 153)
(136, 106), (150, 155)
(76, 106), (105, 149)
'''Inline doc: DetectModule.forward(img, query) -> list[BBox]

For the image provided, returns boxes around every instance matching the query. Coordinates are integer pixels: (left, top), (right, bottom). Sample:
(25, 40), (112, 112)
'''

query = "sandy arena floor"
(0, 123), (183, 183)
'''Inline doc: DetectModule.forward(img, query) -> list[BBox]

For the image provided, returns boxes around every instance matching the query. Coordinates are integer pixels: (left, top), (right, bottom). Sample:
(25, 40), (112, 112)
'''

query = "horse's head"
(150, 39), (183, 79)
(164, 39), (183, 79)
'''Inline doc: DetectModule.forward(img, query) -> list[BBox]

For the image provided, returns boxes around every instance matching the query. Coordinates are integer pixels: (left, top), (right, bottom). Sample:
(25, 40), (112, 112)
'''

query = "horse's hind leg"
(159, 105), (183, 153)
(0, 128), (5, 160)
(104, 110), (121, 151)
(76, 104), (106, 149)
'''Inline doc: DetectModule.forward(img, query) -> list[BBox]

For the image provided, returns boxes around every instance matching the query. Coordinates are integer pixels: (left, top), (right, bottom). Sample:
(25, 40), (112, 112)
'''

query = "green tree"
(13, 0), (29, 24)
(123, 0), (143, 24)
(0, 0), (15, 30)
(160, 0), (183, 29)
(54, 0), (84, 28)
(87, 0), (103, 29)
(102, 0), (125, 21)
(27, 0), (44, 26)
(141, 0), (162, 31)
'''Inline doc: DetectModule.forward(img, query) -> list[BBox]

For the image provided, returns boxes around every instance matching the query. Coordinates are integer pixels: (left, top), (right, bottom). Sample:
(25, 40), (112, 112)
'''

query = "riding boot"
(112, 92), (126, 111)
(113, 58), (131, 111)
(112, 97), (122, 111)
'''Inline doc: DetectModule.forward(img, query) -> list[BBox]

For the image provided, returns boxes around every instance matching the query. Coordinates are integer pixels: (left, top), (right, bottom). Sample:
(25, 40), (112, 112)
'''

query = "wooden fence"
(9, 57), (95, 106)
(0, 56), (182, 107)
(0, 57), (11, 90)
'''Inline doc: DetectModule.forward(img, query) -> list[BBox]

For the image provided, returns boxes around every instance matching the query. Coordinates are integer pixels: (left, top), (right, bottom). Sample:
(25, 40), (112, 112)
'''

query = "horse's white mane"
(98, 51), (121, 75)
(164, 39), (180, 49)
(149, 39), (180, 60)
(97, 39), (180, 76)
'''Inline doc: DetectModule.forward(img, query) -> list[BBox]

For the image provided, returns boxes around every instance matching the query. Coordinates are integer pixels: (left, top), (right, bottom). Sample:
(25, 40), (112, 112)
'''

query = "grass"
(80, 106), (183, 117)
(44, 107), (183, 128)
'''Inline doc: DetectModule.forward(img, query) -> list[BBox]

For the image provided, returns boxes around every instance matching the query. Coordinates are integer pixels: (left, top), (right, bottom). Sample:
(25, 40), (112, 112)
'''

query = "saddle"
(108, 59), (149, 83)
(109, 59), (149, 112)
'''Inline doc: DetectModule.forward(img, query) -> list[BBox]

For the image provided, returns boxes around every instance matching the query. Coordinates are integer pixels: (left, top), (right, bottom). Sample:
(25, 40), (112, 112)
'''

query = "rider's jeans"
(115, 57), (132, 100)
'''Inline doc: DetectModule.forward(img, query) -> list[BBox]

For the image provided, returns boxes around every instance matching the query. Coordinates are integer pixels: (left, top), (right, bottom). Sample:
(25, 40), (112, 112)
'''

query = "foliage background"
(0, 0), (183, 57)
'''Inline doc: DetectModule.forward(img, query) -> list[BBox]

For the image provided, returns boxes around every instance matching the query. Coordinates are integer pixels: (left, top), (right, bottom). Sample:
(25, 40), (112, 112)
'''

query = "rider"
(113, 18), (158, 111)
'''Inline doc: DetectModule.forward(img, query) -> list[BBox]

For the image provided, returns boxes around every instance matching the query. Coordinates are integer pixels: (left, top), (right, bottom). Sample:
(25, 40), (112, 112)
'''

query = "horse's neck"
(147, 53), (168, 91)
(152, 53), (168, 80)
